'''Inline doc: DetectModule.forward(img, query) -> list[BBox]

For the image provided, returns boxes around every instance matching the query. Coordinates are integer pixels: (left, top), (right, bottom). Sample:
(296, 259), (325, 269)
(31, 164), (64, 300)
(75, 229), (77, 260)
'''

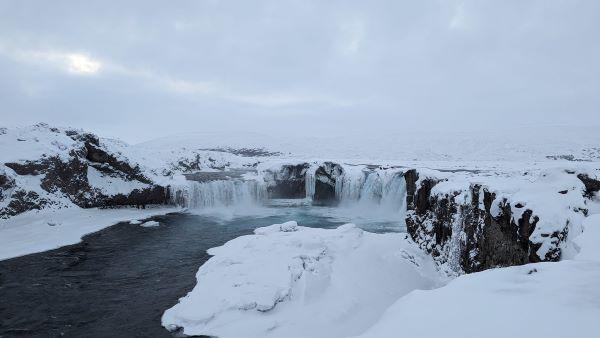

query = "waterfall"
(170, 179), (267, 209)
(335, 167), (407, 215)
(305, 164), (317, 200)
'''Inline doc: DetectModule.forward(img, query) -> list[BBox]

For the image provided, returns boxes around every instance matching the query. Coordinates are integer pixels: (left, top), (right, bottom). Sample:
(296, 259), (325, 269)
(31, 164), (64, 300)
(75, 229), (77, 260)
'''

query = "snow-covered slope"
(162, 222), (442, 338)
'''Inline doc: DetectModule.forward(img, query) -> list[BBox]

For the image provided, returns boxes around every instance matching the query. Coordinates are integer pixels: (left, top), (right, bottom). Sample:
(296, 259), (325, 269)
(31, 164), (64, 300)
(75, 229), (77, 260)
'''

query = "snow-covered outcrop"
(162, 222), (441, 338)
(404, 168), (599, 273)
(0, 124), (171, 218)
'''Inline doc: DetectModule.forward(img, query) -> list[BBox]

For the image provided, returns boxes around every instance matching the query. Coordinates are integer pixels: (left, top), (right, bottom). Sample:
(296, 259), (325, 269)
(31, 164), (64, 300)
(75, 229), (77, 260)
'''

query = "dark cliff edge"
(404, 169), (598, 273)
(265, 163), (310, 199)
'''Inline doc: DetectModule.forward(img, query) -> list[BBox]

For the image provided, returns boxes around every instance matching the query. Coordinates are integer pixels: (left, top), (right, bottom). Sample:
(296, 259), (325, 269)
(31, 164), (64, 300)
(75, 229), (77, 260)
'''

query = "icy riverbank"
(0, 206), (180, 260)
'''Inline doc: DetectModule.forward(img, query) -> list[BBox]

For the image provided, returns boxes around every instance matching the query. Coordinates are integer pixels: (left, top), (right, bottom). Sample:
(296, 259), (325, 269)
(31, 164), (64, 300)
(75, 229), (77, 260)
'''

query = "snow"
(86, 166), (149, 195)
(136, 126), (600, 162)
(0, 206), (180, 260)
(0, 124), (79, 164)
(574, 214), (600, 261)
(162, 222), (442, 338)
(356, 261), (600, 338)
(140, 220), (160, 227)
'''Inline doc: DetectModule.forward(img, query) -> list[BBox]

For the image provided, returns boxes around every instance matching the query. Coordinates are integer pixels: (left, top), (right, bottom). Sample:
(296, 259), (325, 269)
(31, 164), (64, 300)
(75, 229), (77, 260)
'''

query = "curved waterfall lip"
(170, 175), (268, 209)
(169, 165), (408, 230)
(335, 167), (407, 215)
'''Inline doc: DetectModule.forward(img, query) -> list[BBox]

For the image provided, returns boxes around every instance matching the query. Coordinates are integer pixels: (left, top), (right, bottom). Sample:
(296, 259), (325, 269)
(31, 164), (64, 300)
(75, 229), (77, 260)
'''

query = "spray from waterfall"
(334, 167), (407, 218)
(170, 179), (267, 209)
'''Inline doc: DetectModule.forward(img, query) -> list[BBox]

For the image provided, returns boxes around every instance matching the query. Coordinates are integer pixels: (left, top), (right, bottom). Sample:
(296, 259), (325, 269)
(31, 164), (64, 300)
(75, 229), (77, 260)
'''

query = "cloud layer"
(1, 0), (598, 142)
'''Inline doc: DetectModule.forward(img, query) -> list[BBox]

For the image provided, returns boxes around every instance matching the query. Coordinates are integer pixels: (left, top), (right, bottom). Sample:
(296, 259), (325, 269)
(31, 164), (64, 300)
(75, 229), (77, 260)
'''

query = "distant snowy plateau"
(1, 123), (599, 338)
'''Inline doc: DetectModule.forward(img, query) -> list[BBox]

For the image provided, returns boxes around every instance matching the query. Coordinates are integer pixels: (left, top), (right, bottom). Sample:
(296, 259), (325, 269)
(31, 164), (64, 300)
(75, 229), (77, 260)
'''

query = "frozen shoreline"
(0, 206), (181, 261)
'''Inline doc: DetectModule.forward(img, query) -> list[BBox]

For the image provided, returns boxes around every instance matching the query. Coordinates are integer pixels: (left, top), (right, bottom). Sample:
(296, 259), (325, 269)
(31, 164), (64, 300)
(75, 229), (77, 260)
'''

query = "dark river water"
(0, 205), (403, 338)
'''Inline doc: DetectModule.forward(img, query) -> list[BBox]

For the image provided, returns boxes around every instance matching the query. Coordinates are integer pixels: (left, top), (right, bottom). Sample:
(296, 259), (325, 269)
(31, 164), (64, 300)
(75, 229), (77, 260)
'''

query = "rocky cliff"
(404, 168), (598, 273)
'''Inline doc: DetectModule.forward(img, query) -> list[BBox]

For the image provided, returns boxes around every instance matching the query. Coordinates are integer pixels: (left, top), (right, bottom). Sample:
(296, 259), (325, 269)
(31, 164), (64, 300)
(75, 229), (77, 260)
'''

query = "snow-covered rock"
(140, 220), (160, 227)
(0, 124), (167, 218)
(404, 167), (597, 273)
(162, 222), (441, 338)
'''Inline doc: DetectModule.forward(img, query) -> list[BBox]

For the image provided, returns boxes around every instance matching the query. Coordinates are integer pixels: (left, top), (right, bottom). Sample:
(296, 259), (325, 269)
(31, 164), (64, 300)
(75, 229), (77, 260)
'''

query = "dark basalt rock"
(1, 190), (51, 218)
(266, 163), (309, 199)
(577, 173), (600, 197)
(461, 187), (540, 272)
(405, 170), (562, 274)
(103, 186), (168, 208)
(313, 162), (343, 205)
(0, 172), (15, 201)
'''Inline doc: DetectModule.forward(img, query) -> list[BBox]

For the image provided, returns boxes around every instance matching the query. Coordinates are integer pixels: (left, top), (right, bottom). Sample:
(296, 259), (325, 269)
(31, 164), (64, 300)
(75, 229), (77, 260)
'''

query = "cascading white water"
(334, 167), (407, 215)
(170, 179), (267, 209)
(305, 164), (317, 200)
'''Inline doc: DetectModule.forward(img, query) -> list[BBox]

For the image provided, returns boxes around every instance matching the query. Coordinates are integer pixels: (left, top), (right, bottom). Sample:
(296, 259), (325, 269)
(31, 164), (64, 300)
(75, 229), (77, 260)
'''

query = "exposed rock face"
(2, 190), (52, 218)
(313, 162), (343, 205)
(577, 173), (600, 197)
(404, 170), (571, 273)
(0, 171), (15, 201)
(265, 163), (309, 198)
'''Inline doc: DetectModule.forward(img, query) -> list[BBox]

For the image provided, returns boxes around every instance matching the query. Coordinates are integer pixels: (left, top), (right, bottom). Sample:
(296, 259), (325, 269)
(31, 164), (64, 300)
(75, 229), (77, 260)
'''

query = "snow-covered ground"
(162, 221), (443, 338)
(163, 209), (600, 338)
(0, 206), (180, 260)
(137, 126), (600, 162)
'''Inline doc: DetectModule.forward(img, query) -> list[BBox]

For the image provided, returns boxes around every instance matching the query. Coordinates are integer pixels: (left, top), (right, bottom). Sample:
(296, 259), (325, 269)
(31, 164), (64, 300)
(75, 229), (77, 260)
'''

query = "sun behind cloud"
(66, 53), (101, 74)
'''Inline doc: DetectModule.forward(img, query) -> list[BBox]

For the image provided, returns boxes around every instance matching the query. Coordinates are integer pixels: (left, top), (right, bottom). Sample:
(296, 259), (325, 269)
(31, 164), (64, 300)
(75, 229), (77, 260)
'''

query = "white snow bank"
(0, 207), (180, 260)
(140, 220), (160, 227)
(356, 214), (600, 338)
(574, 214), (600, 261)
(162, 222), (442, 338)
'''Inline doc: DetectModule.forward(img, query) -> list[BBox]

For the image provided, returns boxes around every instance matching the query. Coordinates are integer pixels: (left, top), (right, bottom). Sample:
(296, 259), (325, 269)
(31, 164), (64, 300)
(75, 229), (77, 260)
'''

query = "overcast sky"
(1, 0), (599, 143)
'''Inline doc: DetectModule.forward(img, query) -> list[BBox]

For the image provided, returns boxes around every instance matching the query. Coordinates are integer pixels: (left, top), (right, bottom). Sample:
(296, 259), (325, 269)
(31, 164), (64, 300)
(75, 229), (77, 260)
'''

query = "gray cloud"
(0, 0), (598, 143)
